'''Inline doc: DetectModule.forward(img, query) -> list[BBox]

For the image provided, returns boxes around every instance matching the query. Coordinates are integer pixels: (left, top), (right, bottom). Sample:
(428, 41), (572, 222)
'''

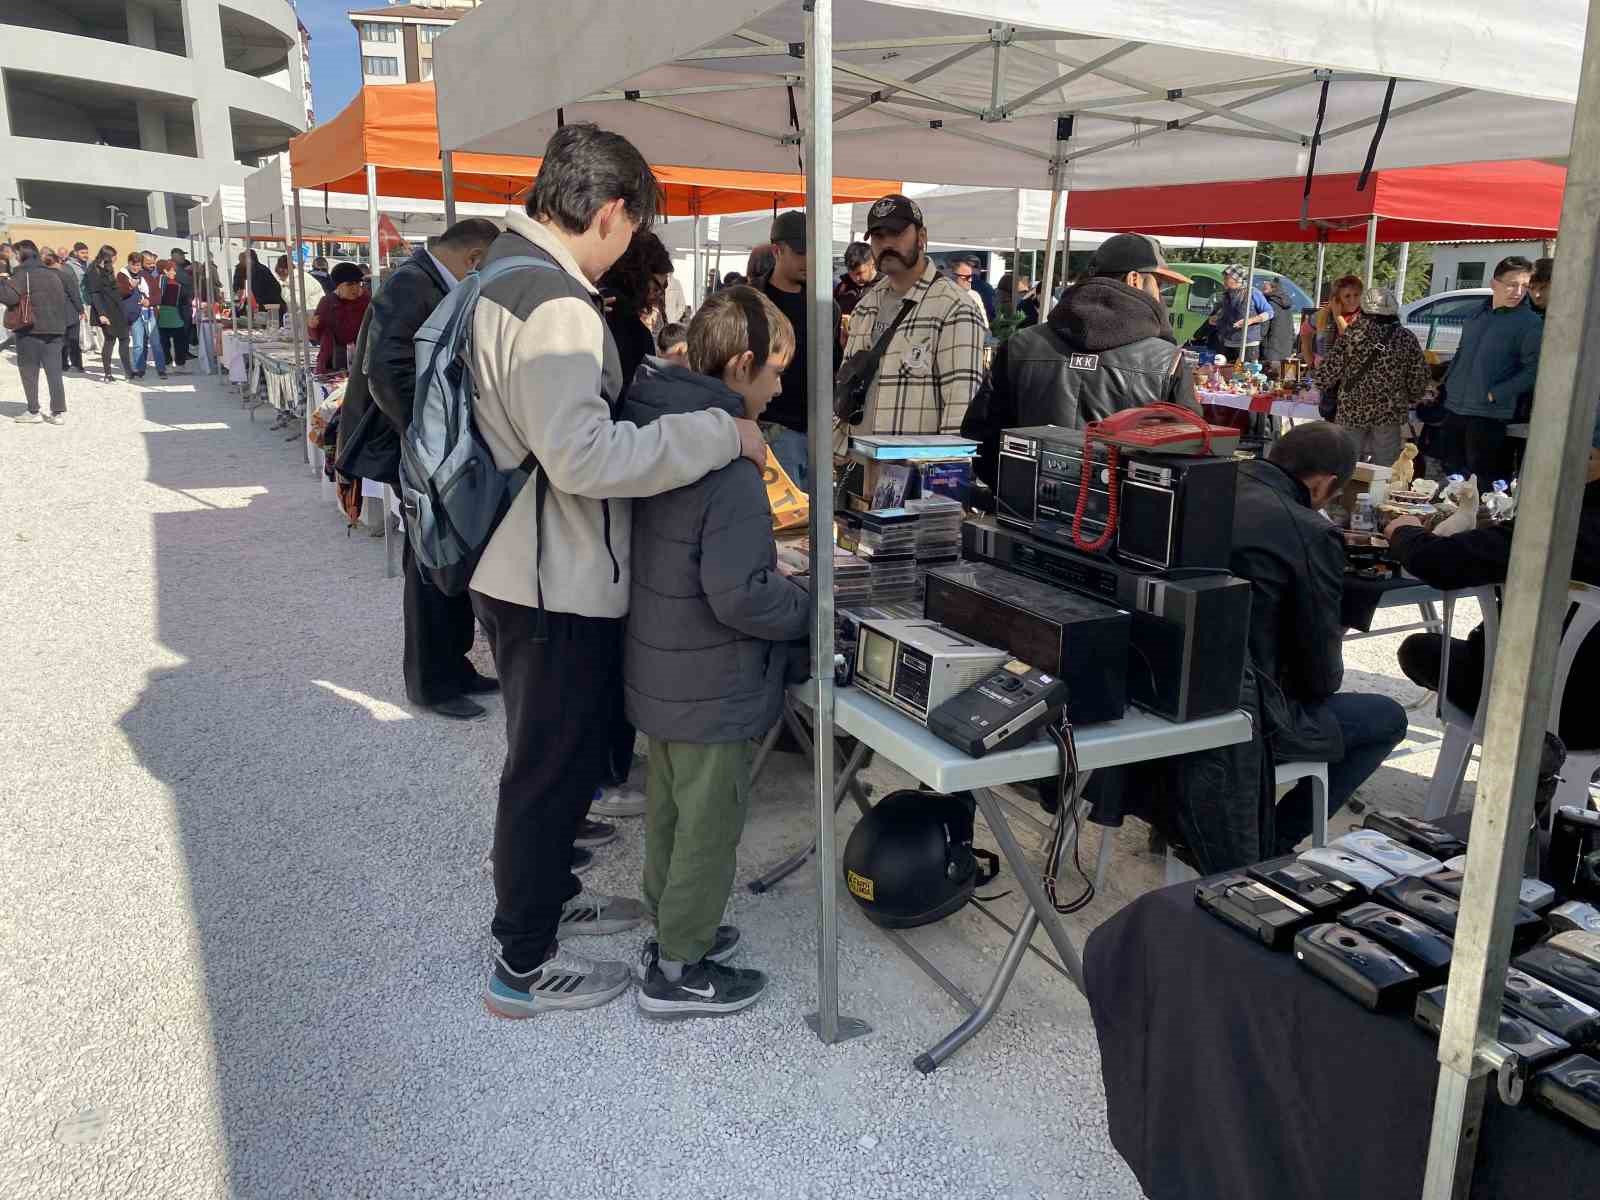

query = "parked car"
(1400, 288), (1492, 361)
(1159, 264), (1314, 347)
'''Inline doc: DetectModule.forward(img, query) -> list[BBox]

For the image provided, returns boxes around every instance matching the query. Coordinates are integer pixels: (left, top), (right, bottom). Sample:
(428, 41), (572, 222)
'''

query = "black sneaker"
(634, 926), (740, 981)
(574, 818), (617, 849)
(572, 847), (593, 875)
(637, 955), (766, 1020)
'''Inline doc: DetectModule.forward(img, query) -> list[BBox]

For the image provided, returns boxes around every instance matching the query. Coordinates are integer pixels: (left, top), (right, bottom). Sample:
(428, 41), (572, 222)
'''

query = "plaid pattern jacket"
(843, 258), (986, 435)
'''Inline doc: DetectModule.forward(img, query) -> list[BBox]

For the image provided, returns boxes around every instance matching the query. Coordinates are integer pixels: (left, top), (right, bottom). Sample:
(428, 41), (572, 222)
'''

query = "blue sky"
(295, 0), (365, 123)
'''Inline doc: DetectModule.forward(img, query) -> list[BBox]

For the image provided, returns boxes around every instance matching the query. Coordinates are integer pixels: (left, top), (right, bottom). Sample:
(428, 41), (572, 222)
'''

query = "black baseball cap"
(1088, 233), (1190, 284)
(865, 193), (924, 235)
(770, 210), (806, 251)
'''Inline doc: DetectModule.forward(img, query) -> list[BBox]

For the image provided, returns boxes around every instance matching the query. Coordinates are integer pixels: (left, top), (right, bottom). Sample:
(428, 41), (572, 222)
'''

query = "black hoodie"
(1259, 287), (1297, 363)
(962, 276), (1198, 487)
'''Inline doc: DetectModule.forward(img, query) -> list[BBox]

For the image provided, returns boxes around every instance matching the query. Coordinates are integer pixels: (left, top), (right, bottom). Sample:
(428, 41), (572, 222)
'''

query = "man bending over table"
(1232, 423), (1409, 854)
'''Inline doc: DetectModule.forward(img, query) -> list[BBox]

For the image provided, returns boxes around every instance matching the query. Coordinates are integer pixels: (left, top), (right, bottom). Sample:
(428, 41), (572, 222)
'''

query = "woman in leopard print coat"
(1317, 286), (1431, 464)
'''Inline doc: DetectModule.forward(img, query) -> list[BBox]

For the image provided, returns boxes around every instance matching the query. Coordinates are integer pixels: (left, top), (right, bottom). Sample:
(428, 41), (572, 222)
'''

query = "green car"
(1159, 264), (1314, 348)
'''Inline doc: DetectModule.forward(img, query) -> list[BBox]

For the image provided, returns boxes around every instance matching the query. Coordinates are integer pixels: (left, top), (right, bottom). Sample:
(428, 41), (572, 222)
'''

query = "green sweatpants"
(642, 737), (754, 964)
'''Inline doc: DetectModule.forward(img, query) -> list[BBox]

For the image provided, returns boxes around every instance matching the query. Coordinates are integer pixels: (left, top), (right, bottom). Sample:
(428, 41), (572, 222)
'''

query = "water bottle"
(1352, 494), (1376, 533)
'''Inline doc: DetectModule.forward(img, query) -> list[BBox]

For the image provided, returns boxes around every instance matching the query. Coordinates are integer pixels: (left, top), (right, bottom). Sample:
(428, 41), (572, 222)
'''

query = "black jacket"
(1389, 480), (1600, 740)
(340, 248), (450, 483)
(1260, 289), (1297, 363)
(0, 259), (72, 336)
(963, 277), (1197, 486)
(1229, 459), (1346, 761)
(367, 247), (449, 433)
(606, 303), (657, 409)
(622, 359), (810, 743)
(83, 262), (128, 336)
(54, 264), (83, 317)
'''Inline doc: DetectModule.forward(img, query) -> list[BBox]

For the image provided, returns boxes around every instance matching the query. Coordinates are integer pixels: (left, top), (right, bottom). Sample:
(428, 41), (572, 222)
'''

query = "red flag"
(376, 214), (406, 257)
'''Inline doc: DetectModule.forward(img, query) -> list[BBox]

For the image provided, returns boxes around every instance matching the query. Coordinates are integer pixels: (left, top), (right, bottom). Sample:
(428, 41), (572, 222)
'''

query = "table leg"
(748, 735), (871, 893)
(383, 485), (399, 579)
(910, 787), (1088, 1073)
(747, 717), (786, 793)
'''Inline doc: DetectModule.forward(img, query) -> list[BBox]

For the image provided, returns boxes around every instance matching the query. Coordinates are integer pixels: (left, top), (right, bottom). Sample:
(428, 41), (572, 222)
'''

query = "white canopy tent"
(241, 158), (506, 245)
(434, 6), (1600, 1193)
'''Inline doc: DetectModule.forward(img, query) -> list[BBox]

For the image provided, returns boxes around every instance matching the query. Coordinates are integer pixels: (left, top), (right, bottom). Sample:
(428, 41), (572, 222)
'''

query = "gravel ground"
(0, 364), (1469, 1199)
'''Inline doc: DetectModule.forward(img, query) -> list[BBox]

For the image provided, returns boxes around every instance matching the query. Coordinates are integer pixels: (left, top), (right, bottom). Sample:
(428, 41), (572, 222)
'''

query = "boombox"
(922, 561), (1130, 725)
(961, 517), (1250, 723)
(995, 424), (1238, 571)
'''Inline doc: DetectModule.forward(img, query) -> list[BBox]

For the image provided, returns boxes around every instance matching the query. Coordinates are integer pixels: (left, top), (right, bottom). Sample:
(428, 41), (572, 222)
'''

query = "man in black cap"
(843, 193), (986, 437)
(963, 232), (1199, 486)
(750, 209), (839, 487)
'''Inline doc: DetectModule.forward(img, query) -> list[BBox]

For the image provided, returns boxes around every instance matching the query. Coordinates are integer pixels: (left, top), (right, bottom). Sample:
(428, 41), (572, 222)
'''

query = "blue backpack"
(399, 255), (558, 597)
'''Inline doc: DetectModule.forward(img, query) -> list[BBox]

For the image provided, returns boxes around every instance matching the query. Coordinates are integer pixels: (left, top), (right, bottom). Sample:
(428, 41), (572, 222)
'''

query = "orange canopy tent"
(290, 83), (898, 213)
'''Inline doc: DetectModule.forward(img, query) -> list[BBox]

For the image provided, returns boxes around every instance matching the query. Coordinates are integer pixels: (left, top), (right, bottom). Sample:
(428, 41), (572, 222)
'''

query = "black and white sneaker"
(573, 818), (617, 849)
(636, 955), (766, 1020)
(634, 926), (741, 981)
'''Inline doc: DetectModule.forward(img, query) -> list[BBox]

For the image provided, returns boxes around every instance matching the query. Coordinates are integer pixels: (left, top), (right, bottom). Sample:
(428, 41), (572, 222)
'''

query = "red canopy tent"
(1063, 160), (1564, 243)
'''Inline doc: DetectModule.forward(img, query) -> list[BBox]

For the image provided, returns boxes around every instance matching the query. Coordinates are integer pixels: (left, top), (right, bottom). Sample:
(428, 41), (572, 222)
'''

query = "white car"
(1401, 289), (1492, 360)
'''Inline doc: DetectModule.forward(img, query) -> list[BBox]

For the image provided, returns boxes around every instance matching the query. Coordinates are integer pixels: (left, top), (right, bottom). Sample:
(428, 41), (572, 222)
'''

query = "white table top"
(790, 681), (1252, 794)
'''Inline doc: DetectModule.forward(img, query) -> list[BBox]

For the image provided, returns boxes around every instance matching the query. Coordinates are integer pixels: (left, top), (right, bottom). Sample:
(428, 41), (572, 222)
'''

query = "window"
(418, 24), (445, 43)
(1187, 273), (1220, 313)
(359, 22), (397, 43)
(362, 55), (399, 77)
(420, 60), (434, 80)
(1454, 261), (1486, 289)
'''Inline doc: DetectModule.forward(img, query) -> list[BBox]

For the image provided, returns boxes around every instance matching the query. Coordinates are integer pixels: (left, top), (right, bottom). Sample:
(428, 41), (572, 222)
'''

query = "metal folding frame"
(1423, 2), (1600, 1192)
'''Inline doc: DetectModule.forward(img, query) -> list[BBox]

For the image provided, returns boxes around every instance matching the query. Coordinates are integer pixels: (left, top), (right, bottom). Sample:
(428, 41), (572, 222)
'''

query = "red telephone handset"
(1071, 405), (1234, 553)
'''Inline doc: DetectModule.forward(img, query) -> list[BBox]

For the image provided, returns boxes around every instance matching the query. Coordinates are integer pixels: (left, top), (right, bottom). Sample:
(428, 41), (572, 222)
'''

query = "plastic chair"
(1423, 582), (1600, 821)
(1164, 761), (1329, 883)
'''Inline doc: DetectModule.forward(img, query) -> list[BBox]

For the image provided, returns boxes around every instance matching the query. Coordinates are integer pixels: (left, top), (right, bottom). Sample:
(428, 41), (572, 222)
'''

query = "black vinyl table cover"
(1084, 876), (1597, 1200)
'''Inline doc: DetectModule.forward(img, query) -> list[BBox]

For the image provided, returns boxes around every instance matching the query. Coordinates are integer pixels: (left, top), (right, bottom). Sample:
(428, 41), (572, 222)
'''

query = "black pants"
(1443, 412), (1511, 484)
(1399, 630), (1600, 750)
(471, 593), (622, 970)
(402, 538), (477, 706)
(16, 333), (65, 414)
(101, 331), (132, 379)
(159, 326), (189, 367)
(62, 332), (83, 372)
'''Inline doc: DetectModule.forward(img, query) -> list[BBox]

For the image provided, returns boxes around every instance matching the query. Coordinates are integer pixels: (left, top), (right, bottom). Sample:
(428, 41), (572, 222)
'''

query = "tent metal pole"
(243, 216), (253, 345)
(291, 189), (312, 469)
(1362, 214), (1377, 288)
(366, 163), (380, 295)
(1313, 240), (1326, 307)
(1013, 227), (1022, 313)
(1395, 241), (1411, 304)
(1038, 166), (1065, 324)
(802, 0), (864, 1049)
(1422, 2), (1600, 1194)
(441, 150), (457, 229)
(691, 211), (701, 310)
(1243, 242), (1259, 362)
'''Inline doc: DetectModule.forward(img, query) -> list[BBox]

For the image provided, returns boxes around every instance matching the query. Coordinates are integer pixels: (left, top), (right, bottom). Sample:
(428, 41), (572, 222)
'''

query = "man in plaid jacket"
(843, 194), (985, 435)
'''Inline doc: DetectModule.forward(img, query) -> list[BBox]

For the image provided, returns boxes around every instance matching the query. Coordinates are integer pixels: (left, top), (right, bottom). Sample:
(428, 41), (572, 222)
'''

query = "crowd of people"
(5, 122), (1575, 1017)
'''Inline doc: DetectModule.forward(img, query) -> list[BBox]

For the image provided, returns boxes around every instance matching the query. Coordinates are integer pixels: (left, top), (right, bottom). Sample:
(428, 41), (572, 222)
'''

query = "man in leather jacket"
(964, 233), (1198, 487)
(360, 218), (501, 720)
(1231, 423), (1408, 853)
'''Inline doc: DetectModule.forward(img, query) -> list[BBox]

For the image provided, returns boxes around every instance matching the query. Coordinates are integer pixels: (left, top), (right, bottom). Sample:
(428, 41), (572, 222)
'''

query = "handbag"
(1318, 324), (1398, 421)
(3, 272), (33, 332)
(834, 298), (915, 425)
(157, 304), (184, 330)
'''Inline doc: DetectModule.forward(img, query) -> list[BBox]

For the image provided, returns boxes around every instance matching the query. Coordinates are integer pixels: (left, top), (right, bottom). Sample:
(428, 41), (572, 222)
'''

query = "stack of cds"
(907, 495), (963, 599)
(833, 551), (872, 610)
(857, 508), (920, 606)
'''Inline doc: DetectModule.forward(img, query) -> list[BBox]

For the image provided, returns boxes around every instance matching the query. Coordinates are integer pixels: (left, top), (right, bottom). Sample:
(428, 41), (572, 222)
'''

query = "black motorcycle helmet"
(843, 790), (998, 929)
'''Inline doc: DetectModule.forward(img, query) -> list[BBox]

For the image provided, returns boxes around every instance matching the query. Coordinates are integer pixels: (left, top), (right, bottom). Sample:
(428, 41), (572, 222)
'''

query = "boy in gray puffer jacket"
(623, 287), (809, 1020)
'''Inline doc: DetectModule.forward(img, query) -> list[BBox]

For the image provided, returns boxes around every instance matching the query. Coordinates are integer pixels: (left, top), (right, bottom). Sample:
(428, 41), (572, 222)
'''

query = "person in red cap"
(962, 232), (1198, 487)
(841, 193), (985, 438)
